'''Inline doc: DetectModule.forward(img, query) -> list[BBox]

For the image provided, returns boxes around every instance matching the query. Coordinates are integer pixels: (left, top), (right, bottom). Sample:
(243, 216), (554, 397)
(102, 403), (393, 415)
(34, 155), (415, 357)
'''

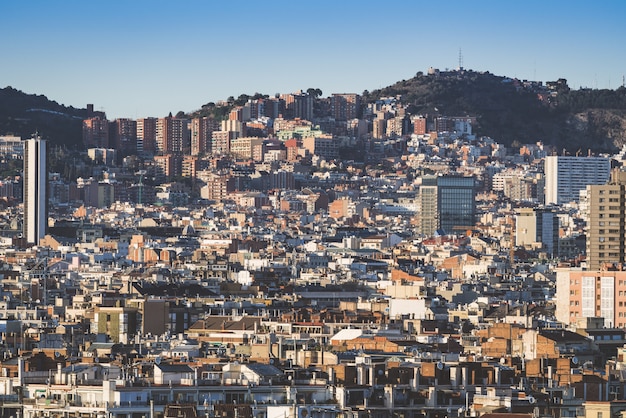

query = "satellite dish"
(269, 358), (275, 365)
(55, 351), (61, 358)
(378, 369), (383, 376)
(572, 357), (579, 365)
(95, 357), (99, 363)
(500, 357), (506, 364)
(155, 357), (162, 365)
(528, 396), (536, 404)
(437, 362), (444, 370)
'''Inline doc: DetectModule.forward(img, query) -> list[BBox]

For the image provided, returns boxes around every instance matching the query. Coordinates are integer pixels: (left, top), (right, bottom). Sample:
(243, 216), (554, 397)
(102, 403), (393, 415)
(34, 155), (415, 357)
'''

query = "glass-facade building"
(437, 176), (476, 234)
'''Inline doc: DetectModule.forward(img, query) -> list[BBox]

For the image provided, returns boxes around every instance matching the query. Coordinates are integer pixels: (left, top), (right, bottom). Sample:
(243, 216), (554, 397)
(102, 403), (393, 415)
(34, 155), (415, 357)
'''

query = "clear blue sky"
(2, 0), (625, 119)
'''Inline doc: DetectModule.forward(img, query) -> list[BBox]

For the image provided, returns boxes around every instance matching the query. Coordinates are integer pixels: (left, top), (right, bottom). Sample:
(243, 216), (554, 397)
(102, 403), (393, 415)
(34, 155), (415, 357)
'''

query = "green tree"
(307, 88), (322, 98)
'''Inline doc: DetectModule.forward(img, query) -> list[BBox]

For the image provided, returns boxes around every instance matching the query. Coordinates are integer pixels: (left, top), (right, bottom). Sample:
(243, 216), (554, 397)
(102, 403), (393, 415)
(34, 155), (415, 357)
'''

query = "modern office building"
(438, 175), (476, 234)
(417, 175), (476, 236)
(585, 169), (626, 270)
(23, 136), (47, 245)
(544, 155), (610, 205)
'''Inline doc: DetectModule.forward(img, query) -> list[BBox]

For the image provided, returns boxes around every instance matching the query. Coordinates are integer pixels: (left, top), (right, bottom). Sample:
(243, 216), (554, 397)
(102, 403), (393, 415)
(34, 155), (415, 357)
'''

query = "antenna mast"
(458, 48), (463, 70)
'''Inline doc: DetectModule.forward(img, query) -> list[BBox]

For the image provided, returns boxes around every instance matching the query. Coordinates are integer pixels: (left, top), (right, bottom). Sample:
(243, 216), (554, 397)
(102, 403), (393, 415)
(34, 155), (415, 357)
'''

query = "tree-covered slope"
(365, 70), (626, 152)
(0, 87), (85, 147)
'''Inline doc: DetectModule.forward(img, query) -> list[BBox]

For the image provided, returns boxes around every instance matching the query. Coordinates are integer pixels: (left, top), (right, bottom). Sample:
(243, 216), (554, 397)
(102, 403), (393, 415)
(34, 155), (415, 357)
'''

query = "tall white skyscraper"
(544, 156), (610, 205)
(24, 136), (47, 244)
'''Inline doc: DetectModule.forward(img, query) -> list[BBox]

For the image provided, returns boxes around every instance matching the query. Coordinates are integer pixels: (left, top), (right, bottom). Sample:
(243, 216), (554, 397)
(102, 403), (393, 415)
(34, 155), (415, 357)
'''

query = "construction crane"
(136, 170), (147, 205)
(510, 215), (516, 268)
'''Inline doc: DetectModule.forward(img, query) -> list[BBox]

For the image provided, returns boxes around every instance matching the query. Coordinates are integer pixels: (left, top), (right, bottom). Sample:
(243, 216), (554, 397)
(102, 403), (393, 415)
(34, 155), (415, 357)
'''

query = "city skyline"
(2, 0), (626, 120)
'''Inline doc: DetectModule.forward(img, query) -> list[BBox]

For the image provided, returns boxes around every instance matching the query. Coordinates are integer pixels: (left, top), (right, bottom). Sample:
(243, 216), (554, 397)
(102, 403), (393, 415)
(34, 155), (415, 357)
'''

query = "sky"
(1, 0), (625, 120)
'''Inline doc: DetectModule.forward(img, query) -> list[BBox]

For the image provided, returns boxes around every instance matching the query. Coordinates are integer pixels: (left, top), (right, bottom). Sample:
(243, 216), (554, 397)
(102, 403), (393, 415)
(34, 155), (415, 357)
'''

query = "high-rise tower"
(24, 136), (47, 244)
(416, 175), (476, 236)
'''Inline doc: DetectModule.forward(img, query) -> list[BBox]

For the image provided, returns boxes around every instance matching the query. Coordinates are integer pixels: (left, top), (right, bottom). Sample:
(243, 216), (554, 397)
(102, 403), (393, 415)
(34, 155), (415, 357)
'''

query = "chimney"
(55, 362), (63, 385)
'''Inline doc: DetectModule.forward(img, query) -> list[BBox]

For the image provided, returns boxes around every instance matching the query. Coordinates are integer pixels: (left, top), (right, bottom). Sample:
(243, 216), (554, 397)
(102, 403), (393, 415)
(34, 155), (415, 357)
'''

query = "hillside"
(3, 71), (626, 153)
(364, 70), (626, 152)
(0, 87), (85, 147)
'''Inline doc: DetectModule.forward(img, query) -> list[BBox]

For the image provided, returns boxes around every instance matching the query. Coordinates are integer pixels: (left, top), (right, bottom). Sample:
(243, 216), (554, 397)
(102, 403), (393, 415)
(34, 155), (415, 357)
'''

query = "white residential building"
(544, 156), (610, 205)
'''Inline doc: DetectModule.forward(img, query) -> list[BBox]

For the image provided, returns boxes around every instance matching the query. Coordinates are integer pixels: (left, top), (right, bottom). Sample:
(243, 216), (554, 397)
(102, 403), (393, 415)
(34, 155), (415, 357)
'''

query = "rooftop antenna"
(458, 48), (464, 70)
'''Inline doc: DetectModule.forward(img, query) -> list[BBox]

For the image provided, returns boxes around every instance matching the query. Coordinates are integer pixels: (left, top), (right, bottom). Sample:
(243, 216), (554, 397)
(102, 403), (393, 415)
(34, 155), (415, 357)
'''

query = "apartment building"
(156, 116), (189, 154)
(136, 117), (157, 154)
(545, 155), (610, 205)
(585, 170), (626, 270)
(110, 118), (137, 154)
(190, 116), (219, 156)
(556, 268), (626, 328)
(515, 207), (559, 257)
(331, 93), (360, 121)
(83, 116), (109, 148)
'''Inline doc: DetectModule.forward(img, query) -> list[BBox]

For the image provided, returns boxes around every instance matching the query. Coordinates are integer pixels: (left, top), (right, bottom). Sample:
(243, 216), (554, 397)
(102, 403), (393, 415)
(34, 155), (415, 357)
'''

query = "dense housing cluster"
(0, 71), (626, 418)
